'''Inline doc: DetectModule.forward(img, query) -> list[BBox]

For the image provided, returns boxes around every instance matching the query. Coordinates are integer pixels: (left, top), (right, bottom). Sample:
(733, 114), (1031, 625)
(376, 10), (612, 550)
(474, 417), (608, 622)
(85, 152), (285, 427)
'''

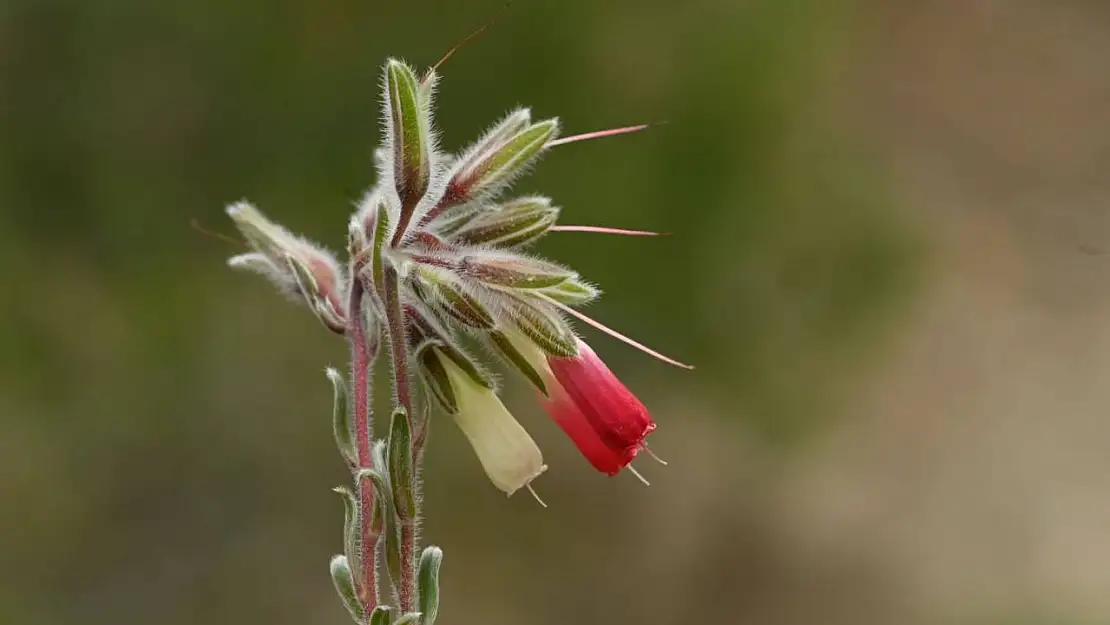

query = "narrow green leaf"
(388, 408), (416, 520)
(329, 555), (365, 623)
(332, 486), (361, 585)
(326, 368), (357, 465)
(418, 546), (443, 625)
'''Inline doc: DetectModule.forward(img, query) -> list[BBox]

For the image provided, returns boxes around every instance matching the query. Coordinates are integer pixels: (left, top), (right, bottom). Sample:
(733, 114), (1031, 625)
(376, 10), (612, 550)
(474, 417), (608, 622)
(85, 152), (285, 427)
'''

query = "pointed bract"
(451, 196), (558, 248)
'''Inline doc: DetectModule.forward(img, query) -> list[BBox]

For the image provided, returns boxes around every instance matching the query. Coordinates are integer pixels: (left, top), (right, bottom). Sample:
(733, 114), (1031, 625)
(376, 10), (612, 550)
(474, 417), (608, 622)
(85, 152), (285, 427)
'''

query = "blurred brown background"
(3, 1), (1110, 624)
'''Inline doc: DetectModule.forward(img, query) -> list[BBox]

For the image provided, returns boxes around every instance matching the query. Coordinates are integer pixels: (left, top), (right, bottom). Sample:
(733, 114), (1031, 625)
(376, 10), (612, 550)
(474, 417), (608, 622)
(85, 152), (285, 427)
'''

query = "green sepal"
(508, 297), (578, 358)
(434, 280), (495, 329)
(415, 344), (458, 414)
(489, 331), (547, 395)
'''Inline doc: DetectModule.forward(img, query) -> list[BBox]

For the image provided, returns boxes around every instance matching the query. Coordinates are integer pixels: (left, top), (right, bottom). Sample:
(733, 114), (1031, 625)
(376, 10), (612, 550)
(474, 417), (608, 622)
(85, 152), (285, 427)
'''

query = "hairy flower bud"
(227, 201), (347, 333)
(384, 59), (433, 211)
(460, 252), (574, 290)
(451, 196), (559, 248)
(503, 296), (578, 358)
(444, 117), (558, 205)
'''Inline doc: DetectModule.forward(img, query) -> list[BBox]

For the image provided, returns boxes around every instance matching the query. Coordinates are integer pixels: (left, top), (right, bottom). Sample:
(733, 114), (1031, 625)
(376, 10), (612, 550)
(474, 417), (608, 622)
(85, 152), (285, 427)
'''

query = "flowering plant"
(225, 57), (688, 625)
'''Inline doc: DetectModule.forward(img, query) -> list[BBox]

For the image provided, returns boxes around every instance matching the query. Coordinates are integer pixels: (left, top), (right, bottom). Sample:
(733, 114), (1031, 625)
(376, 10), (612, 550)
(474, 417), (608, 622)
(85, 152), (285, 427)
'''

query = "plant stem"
(348, 277), (380, 613)
(382, 264), (419, 612)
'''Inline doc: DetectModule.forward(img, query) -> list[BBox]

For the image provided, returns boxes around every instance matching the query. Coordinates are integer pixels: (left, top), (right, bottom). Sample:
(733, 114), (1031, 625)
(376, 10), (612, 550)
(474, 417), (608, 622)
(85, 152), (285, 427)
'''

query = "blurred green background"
(5, 1), (1110, 624)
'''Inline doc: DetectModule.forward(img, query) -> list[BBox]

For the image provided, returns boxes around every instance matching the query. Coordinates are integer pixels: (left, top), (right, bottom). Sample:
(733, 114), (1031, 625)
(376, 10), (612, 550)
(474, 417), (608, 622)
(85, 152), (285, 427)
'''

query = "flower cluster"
(225, 58), (686, 624)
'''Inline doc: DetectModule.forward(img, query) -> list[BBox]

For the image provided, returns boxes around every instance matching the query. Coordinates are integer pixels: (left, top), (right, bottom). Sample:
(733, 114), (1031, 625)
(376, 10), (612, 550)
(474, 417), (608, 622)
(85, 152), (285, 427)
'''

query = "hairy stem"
(348, 277), (380, 612)
(382, 264), (419, 612)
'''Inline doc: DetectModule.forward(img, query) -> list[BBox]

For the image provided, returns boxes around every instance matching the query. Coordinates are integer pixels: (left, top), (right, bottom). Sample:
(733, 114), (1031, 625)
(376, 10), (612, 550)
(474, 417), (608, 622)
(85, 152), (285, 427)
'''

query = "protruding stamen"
(545, 124), (649, 149)
(191, 218), (243, 247)
(526, 483), (548, 508)
(626, 465), (651, 486)
(424, 0), (515, 83)
(547, 299), (695, 370)
(551, 225), (666, 236)
(643, 445), (668, 466)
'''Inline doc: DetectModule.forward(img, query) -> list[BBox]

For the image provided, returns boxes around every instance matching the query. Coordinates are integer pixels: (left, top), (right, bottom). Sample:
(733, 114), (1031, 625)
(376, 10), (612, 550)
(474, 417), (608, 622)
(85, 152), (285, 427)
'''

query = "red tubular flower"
(540, 340), (655, 475)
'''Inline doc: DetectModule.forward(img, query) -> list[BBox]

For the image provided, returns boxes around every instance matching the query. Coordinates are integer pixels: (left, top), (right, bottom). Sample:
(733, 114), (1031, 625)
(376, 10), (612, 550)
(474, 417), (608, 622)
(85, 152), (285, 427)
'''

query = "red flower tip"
(540, 339), (655, 475)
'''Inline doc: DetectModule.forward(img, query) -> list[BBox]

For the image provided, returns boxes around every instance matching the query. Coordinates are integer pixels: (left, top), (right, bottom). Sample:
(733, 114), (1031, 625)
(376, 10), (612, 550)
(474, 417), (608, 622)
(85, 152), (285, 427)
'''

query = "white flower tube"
(439, 349), (546, 495)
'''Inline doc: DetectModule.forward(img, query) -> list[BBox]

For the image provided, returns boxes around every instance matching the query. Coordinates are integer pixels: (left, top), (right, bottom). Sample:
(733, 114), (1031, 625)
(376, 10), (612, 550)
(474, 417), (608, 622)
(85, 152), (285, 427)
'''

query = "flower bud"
(439, 349), (546, 495)
(445, 117), (558, 204)
(226, 201), (347, 333)
(504, 296), (578, 358)
(460, 252), (574, 290)
(452, 196), (559, 248)
(384, 59), (432, 209)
